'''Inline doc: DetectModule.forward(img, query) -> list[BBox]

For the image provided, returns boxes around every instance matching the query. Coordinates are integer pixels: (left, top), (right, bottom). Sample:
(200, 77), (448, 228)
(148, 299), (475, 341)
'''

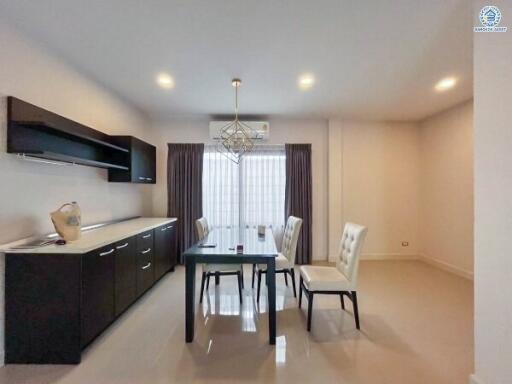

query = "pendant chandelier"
(216, 78), (257, 164)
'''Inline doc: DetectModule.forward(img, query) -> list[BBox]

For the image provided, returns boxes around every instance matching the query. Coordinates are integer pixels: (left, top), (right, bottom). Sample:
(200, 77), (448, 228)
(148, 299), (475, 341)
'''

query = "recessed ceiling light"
(298, 73), (315, 90)
(156, 73), (175, 89)
(435, 76), (457, 92)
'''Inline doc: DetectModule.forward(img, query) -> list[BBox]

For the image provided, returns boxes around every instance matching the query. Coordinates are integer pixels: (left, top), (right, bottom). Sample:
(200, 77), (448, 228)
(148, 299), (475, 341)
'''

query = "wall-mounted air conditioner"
(209, 121), (270, 140)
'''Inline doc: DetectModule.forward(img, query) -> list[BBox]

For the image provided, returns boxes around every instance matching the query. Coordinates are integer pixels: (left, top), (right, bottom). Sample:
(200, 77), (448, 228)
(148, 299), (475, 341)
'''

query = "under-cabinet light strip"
(17, 153), (75, 166)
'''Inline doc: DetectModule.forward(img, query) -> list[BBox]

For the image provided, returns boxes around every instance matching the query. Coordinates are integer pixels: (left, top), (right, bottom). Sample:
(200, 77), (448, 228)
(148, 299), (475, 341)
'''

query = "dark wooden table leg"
(266, 257), (276, 345)
(185, 256), (196, 343)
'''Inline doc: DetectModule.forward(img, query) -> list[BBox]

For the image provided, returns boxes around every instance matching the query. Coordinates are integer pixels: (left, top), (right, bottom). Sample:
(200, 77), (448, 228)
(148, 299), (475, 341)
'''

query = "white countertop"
(2, 217), (177, 254)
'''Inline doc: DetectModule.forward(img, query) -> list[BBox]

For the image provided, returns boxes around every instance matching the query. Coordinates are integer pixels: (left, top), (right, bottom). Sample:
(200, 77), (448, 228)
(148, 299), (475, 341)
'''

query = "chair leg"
(284, 271), (288, 286)
(206, 274), (210, 289)
(240, 267), (244, 289)
(340, 292), (345, 310)
(351, 291), (360, 330)
(307, 292), (314, 331)
(298, 276), (303, 308)
(237, 272), (243, 303)
(257, 270), (262, 303)
(290, 269), (297, 298)
(251, 264), (256, 288)
(199, 272), (206, 303)
(215, 272), (220, 286)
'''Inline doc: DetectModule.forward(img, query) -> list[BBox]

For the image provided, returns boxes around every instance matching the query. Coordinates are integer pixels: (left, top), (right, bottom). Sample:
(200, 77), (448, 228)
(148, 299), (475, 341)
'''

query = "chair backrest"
(281, 216), (303, 267)
(336, 222), (367, 289)
(195, 217), (209, 240)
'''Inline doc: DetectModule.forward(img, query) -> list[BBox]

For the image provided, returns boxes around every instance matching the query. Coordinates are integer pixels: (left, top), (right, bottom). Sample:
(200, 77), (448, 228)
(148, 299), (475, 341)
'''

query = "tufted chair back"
(195, 217), (209, 241)
(281, 216), (303, 267)
(336, 222), (368, 289)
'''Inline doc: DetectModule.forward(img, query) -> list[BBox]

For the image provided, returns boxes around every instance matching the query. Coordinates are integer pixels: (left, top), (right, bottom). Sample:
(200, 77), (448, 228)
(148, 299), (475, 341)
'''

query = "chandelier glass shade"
(216, 79), (257, 164)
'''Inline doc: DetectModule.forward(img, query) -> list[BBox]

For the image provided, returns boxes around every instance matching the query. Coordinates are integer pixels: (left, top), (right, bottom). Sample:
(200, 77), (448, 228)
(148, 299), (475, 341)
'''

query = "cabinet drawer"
(137, 230), (154, 251)
(137, 247), (154, 296)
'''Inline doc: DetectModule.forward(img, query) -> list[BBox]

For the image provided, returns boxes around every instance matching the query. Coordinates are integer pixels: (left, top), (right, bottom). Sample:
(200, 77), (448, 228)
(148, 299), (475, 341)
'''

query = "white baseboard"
(357, 252), (474, 281)
(418, 253), (473, 280)
(360, 253), (419, 261)
(469, 374), (484, 384)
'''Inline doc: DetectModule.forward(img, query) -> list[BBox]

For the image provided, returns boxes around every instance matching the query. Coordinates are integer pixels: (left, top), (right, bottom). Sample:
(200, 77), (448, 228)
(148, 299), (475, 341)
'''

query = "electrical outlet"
(401, 241), (409, 247)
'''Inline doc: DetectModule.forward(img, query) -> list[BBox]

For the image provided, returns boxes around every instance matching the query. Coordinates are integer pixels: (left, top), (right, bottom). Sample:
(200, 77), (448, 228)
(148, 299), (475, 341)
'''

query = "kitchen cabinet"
(108, 136), (156, 184)
(114, 237), (137, 316)
(7, 97), (130, 171)
(4, 218), (176, 364)
(137, 231), (155, 296)
(154, 222), (178, 280)
(81, 245), (115, 347)
(169, 222), (178, 269)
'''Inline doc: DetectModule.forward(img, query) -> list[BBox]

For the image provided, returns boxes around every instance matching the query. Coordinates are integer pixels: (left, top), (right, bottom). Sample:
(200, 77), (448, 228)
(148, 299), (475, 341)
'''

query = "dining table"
(183, 227), (278, 345)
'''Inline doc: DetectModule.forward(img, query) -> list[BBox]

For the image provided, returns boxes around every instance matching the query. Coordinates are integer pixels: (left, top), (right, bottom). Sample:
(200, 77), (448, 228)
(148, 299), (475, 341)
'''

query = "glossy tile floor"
(0, 260), (473, 384)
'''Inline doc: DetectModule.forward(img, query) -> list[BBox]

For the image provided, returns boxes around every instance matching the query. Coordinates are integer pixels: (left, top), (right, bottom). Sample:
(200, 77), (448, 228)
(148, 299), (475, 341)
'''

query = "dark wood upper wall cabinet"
(108, 136), (156, 184)
(7, 97), (130, 170)
(6, 97), (157, 183)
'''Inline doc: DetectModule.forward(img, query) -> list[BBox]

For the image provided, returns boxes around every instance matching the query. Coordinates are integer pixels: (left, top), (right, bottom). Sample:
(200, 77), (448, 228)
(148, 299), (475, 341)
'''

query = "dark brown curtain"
(285, 144), (312, 265)
(167, 143), (204, 263)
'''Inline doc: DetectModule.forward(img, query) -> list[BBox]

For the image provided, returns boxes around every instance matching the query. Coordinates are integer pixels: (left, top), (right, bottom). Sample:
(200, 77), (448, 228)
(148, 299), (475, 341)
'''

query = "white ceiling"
(0, 0), (473, 121)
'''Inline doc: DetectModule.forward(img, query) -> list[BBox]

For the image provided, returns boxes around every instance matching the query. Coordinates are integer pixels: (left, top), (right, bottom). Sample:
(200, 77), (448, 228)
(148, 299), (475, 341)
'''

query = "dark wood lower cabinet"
(169, 223), (178, 269)
(5, 254), (82, 364)
(4, 220), (176, 364)
(137, 247), (154, 296)
(82, 245), (115, 347)
(114, 237), (137, 316)
(154, 224), (171, 280)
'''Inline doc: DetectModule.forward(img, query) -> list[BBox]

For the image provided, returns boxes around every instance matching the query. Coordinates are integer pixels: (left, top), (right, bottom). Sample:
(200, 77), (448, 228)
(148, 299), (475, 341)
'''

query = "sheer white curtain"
(202, 145), (286, 235)
(202, 147), (239, 228)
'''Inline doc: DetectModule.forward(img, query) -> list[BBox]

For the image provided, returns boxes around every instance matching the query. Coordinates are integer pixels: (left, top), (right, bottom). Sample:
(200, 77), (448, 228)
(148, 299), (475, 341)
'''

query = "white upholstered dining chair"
(253, 216), (303, 303)
(299, 222), (367, 331)
(195, 217), (209, 240)
(195, 217), (244, 303)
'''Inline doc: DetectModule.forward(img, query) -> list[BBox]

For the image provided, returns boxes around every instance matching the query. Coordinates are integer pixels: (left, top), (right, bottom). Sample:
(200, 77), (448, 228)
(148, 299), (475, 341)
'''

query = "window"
(202, 145), (286, 232)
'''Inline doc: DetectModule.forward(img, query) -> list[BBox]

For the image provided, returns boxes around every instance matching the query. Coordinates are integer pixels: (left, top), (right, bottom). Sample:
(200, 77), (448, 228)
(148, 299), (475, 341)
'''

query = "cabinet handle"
(166, 225), (173, 230)
(116, 242), (129, 249)
(161, 227), (167, 232)
(142, 262), (151, 270)
(99, 248), (114, 256)
(142, 234), (152, 239)
(146, 177), (153, 181)
(138, 176), (146, 181)
(141, 248), (151, 254)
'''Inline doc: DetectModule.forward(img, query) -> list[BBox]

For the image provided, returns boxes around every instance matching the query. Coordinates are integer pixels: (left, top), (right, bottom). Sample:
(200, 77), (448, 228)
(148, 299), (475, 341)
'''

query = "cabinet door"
(82, 245), (115, 347)
(168, 222), (178, 269)
(154, 225), (171, 280)
(131, 138), (148, 183)
(114, 237), (137, 316)
(132, 138), (156, 184)
(144, 142), (156, 183)
(137, 246), (154, 296)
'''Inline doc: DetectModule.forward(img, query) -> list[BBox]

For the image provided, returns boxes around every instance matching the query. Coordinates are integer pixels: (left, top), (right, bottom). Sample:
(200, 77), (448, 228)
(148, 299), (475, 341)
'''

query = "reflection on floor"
(0, 260), (474, 384)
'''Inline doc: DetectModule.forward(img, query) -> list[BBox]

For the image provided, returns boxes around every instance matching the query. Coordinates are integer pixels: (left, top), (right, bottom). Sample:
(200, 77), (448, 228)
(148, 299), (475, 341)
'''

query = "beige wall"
(0, 20), (155, 364)
(328, 120), (421, 260)
(150, 117), (329, 261)
(473, 1), (512, 383)
(419, 101), (474, 278)
(0, 21), (155, 244)
(328, 120), (344, 258)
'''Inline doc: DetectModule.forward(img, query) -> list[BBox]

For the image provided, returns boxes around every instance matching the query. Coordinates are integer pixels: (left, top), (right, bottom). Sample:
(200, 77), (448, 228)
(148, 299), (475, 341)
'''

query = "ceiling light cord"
(235, 83), (239, 119)
(232, 78), (241, 119)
